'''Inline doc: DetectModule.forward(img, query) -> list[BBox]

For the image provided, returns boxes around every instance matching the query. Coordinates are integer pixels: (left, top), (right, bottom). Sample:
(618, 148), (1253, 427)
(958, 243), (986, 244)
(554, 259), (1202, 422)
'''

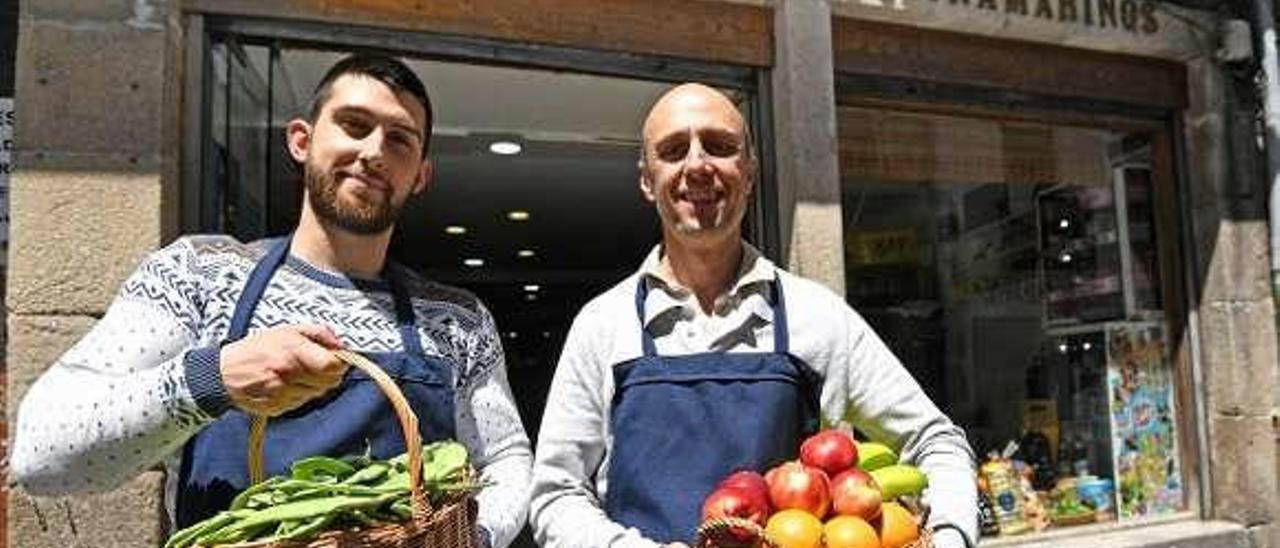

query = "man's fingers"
(292, 324), (345, 350)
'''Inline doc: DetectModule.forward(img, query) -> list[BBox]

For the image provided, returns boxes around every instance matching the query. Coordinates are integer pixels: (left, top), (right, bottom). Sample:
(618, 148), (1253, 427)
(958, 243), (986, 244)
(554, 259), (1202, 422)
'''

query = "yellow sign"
(848, 229), (920, 266)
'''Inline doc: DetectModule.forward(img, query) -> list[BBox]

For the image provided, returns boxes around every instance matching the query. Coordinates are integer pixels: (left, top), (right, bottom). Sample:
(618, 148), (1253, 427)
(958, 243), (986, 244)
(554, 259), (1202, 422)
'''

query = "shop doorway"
(188, 22), (768, 454)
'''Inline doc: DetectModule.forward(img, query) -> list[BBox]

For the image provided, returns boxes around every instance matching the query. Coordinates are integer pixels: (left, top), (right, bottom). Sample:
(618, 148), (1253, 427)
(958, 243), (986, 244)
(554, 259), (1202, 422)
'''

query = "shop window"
(837, 106), (1185, 539)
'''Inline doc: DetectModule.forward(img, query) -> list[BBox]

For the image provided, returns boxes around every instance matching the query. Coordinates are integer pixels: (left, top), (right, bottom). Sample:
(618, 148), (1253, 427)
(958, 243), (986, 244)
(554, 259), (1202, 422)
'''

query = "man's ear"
(286, 119), (312, 164)
(413, 158), (434, 195)
(638, 162), (657, 203)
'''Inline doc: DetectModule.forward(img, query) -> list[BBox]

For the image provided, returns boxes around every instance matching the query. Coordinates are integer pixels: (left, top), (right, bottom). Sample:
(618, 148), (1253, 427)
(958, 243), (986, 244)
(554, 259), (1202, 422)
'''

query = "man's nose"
(358, 127), (388, 167)
(683, 140), (714, 176)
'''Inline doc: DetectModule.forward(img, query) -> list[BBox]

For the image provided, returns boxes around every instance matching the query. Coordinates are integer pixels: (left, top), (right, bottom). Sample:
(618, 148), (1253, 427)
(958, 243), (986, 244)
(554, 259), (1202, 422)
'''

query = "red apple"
(701, 485), (771, 525)
(829, 468), (882, 520)
(800, 430), (858, 476)
(718, 470), (770, 499)
(764, 461), (831, 518)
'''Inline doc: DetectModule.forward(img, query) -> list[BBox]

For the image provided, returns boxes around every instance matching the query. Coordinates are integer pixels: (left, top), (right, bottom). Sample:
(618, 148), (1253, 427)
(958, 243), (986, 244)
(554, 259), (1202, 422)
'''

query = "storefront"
(7, 0), (1278, 547)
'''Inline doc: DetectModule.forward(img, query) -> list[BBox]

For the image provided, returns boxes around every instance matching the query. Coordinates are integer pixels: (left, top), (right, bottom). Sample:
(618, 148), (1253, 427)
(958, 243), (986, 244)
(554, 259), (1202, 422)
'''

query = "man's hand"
(220, 324), (348, 416)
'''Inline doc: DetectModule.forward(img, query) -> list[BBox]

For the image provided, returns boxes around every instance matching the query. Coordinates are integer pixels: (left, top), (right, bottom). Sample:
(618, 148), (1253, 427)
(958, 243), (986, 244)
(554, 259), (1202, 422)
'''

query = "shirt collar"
(637, 241), (777, 328)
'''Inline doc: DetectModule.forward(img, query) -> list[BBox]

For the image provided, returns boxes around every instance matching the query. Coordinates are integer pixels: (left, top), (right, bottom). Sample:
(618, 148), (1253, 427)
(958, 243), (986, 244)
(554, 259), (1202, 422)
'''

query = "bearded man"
(10, 54), (532, 548)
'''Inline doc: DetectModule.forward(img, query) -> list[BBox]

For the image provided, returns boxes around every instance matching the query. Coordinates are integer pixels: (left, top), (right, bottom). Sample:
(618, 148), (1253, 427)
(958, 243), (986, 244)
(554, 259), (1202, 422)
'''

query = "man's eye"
(388, 132), (414, 149)
(339, 119), (372, 138)
(657, 143), (689, 162)
(703, 137), (740, 158)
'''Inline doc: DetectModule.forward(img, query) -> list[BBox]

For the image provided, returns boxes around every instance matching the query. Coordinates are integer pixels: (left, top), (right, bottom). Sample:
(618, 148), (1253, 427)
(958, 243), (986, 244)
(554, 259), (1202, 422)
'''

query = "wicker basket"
(212, 349), (478, 548)
(694, 514), (933, 548)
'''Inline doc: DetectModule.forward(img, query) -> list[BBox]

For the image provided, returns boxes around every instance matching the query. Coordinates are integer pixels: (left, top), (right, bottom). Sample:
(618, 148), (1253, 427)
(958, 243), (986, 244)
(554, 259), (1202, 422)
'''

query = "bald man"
(529, 84), (978, 548)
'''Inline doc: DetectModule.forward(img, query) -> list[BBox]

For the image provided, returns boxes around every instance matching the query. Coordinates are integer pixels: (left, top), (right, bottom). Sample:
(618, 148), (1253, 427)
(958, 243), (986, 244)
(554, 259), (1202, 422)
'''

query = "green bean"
(228, 476), (284, 511)
(220, 493), (399, 535)
(276, 514), (336, 541)
(342, 462), (389, 486)
(165, 511), (237, 548)
(291, 456), (356, 483)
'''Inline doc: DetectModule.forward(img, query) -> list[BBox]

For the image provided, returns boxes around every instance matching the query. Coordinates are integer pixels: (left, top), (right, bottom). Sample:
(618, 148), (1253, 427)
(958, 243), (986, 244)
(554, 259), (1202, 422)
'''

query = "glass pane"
(838, 106), (1184, 538)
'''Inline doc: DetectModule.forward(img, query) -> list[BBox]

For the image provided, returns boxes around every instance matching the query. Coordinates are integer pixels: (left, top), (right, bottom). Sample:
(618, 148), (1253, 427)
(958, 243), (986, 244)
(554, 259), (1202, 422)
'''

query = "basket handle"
(695, 516), (776, 548)
(247, 349), (423, 502)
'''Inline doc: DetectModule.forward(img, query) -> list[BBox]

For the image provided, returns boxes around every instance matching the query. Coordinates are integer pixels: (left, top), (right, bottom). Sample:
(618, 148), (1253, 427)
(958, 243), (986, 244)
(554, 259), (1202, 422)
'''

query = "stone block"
(1199, 220), (1274, 304)
(786, 202), (846, 296)
(7, 168), (163, 315)
(1250, 523), (1280, 548)
(14, 19), (165, 157)
(1199, 300), (1278, 417)
(1209, 415), (1280, 526)
(7, 471), (165, 548)
(19, 0), (165, 25)
(6, 314), (97, 425)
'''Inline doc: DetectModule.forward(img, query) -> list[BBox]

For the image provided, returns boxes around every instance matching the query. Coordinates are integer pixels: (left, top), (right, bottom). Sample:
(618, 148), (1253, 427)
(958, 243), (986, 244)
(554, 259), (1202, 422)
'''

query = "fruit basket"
(169, 350), (478, 548)
(694, 429), (935, 548)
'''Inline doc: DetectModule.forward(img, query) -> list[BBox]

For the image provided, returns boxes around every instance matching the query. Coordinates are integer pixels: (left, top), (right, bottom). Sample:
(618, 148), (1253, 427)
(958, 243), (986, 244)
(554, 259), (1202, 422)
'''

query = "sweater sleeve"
(834, 305), (979, 548)
(528, 305), (664, 548)
(454, 303), (533, 548)
(9, 238), (217, 494)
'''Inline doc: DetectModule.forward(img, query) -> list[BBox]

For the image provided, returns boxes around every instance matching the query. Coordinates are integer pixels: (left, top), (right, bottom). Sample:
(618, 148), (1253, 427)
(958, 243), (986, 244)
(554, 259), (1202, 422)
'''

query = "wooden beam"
(185, 0), (772, 67)
(833, 17), (1186, 109)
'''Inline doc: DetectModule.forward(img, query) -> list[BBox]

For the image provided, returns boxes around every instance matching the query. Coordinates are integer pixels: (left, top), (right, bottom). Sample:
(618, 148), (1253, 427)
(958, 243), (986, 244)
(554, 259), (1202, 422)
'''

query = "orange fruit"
(877, 502), (920, 548)
(765, 509), (824, 548)
(824, 516), (881, 548)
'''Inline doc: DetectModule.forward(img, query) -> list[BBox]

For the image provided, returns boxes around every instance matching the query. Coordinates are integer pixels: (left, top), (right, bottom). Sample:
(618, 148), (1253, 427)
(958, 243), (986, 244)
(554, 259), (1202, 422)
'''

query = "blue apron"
(175, 237), (458, 528)
(604, 276), (821, 543)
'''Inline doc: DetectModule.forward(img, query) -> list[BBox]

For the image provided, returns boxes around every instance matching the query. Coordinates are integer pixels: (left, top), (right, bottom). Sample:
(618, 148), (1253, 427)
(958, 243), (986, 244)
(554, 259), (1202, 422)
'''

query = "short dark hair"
(308, 53), (434, 153)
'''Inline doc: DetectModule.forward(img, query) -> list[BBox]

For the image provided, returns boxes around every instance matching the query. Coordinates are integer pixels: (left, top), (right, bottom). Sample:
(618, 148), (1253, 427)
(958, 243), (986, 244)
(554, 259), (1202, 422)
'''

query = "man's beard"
(304, 163), (404, 235)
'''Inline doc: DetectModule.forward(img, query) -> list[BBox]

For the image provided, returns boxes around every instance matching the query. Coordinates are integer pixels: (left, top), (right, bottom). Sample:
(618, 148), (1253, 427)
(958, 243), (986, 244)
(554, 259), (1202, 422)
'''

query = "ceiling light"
(523, 284), (541, 292)
(506, 210), (530, 221)
(444, 225), (467, 235)
(507, 331), (518, 339)
(1058, 219), (1070, 229)
(517, 249), (536, 258)
(489, 141), (522, 155)
(463, 258), (485, 268)
(525, 293), (538, 301)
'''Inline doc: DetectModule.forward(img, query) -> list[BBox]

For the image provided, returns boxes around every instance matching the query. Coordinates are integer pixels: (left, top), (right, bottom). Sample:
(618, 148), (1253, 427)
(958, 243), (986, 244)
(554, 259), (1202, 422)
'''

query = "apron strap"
(635, 278), (658, 358)
(771, 273), (789, 355)
(387, 266), (426, 358)
(633, 272), (790, 357)
(226, 237), (291, 342)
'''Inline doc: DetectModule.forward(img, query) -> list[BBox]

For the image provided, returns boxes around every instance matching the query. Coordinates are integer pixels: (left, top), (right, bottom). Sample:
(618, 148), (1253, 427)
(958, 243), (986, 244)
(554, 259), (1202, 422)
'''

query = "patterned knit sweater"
(9, 235), (532, 548)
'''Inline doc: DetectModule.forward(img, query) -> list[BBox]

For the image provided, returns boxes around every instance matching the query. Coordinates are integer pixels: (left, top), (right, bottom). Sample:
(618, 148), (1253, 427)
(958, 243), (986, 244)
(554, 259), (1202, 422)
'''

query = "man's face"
(288, 73), (431, 235)
(640, 85), (754, 242)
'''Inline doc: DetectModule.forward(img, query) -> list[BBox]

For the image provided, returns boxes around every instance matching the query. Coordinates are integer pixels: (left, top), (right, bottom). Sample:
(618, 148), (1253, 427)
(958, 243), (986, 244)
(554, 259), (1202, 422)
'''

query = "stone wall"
(1183, 53), (1280, 545)
(6, 0), (175, 546)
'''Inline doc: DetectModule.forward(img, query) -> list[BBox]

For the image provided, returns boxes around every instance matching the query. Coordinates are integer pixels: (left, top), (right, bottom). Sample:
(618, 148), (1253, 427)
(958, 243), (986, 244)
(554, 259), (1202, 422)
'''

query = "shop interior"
(837, 105), (1185, 536)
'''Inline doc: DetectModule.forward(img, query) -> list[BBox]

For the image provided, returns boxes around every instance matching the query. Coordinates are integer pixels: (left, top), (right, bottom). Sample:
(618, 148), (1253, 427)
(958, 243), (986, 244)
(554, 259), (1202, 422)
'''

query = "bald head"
(641, 84), (753, 165)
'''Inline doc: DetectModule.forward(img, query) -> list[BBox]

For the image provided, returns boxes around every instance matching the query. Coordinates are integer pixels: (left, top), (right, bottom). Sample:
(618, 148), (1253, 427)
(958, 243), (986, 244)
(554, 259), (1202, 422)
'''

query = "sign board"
(832, 0), (1211, 61)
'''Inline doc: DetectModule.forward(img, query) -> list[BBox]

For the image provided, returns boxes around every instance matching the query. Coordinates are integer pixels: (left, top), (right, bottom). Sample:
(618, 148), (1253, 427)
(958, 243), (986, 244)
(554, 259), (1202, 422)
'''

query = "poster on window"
(0, 97), (11, 253)
(1106, 322), (1184, 520)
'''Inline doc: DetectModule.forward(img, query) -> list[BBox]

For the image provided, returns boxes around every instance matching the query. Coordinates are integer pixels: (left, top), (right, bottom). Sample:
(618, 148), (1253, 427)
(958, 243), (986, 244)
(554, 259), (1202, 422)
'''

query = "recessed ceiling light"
(444, 225), (467, 235)
(506, 210), (530, 221)
(517, 249), (536, 258)
(489, 141), (522, 155)
(463, 258), (485, 268)
(523, 284), (541, 292)
(525, 293), (538, 301)
(507, 331), (518, 339)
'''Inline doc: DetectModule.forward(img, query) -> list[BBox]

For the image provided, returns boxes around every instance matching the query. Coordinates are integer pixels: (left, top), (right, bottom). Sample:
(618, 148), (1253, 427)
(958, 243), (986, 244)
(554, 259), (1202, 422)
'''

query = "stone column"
(1184, 54), (1280, 545)
(6, 1), (177, 546)
(771, 0), (847, 296)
